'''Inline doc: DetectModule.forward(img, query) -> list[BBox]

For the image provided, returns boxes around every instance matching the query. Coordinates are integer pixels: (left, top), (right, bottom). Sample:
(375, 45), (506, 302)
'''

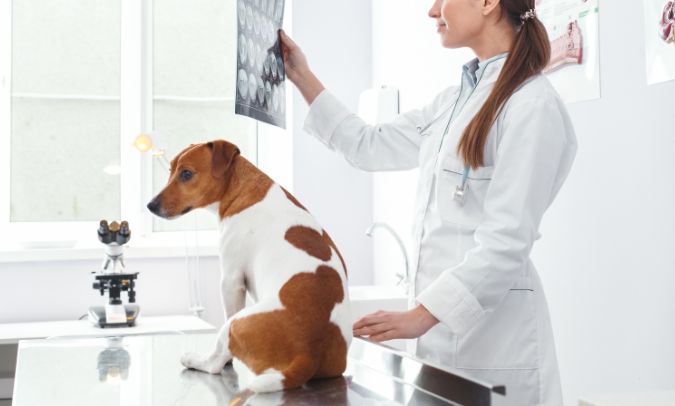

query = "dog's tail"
(247, 355), (318, 393)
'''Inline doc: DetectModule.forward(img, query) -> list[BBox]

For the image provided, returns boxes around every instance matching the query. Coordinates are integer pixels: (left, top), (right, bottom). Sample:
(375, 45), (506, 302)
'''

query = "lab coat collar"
(462, 52), (509, 88)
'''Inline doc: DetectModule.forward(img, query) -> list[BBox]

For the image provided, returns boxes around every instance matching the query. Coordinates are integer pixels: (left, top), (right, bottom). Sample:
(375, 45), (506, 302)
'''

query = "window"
(0, 0), (290, 253)
(9, 0), (122, 224)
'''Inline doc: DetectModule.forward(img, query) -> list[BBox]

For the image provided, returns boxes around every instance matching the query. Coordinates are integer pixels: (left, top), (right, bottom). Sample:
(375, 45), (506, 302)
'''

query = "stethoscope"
(452, 168), (470, 206)
(415, 85), (471, 206)
(413, 54), (506, 207)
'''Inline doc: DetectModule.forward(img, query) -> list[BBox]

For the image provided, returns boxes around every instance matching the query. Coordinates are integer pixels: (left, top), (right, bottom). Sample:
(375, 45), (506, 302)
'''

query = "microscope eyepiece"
(98, 219), (131, 246)
(98, 220), (111, 243)
(116, 221), (131, 245)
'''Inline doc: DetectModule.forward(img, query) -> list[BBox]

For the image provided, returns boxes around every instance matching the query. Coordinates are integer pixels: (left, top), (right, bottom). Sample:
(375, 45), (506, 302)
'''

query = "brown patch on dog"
(219, 156), (274, 219)
(312, 322), (348, 378)
(284, 226), (332, 262)
(322, 230), (348, 277)
(282, 187), (307, 211)
(284, 225), (347, 277)
(228, 265), (347, 390)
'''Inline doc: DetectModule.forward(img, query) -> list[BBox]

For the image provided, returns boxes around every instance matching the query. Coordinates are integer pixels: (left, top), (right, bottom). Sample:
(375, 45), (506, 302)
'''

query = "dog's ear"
(208, 140), (240, 179)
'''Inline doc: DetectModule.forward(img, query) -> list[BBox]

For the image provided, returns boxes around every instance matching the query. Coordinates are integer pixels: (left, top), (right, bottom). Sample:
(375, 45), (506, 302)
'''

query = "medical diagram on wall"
(536, 0), (601, 103)
(643, 0), (675, 84)
(236, 0), (286, 128)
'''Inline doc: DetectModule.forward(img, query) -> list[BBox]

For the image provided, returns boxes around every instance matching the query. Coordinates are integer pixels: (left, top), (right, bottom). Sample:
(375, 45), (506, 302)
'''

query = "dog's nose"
(147, 197), (161, 214)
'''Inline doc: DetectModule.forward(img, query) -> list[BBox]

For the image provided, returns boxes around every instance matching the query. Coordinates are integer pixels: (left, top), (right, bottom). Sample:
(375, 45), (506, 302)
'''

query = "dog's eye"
(180, 169), (193, 182)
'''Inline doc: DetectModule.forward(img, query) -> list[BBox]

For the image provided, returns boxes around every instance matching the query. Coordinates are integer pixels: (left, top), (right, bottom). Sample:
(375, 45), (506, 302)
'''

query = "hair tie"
(520, 9), (537, 23)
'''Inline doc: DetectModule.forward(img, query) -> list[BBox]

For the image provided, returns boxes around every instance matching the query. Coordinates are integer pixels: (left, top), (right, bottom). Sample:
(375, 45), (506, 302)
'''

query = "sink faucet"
(365, 222), (410, 291)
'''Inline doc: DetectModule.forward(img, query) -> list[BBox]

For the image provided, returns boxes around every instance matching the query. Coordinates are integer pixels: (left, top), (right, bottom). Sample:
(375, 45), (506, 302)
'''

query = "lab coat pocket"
(437, 157), (494, 229)
(456, 289), (538, 369)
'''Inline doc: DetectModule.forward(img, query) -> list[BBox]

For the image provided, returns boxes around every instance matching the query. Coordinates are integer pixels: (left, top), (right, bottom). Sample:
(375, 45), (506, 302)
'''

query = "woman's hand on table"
(352, 304), (439, 342)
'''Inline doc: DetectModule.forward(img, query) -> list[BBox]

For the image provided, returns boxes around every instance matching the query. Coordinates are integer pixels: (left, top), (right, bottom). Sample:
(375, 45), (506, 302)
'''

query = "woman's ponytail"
(457, 0), (551, 169)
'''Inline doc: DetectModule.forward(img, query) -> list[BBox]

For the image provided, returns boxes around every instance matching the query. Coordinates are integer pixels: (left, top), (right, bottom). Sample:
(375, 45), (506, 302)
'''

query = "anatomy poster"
(644, 0), (675, 84)
(236, 0), (286, 128)
(536, 0), (601, 103)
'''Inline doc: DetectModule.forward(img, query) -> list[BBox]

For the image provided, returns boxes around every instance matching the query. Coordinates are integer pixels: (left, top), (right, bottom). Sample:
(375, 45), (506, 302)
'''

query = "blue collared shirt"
(462, 52), (509, 88)
(441, 52), (510, 176)
(451, 52), (510, 125)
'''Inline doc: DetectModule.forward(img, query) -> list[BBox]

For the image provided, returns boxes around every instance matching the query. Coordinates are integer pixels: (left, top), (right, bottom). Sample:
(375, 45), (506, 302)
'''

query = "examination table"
(11, 333), (506, 405)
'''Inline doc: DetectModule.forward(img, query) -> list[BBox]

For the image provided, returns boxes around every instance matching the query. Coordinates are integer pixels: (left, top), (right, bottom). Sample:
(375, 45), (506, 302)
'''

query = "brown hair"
(457, 0), (551, 169)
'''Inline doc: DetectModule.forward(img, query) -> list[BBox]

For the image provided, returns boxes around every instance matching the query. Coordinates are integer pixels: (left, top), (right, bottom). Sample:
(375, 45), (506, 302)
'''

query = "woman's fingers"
(353, 312), (396, 337)
(353, 322), (390, 337)
(353, 313), (389, 330)
(280, 45), (289, 64)
(353, 323), (384, 336)
(369, 329), (399, 342)
(278, 29), (297, 50)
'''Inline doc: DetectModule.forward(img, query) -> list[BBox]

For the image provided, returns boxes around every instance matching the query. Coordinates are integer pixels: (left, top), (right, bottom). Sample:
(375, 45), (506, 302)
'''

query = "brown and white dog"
(147, 140), (351, 393)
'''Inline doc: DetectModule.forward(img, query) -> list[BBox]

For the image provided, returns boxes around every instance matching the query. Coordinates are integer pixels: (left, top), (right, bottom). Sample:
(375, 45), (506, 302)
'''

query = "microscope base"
(88, 304), (140, 328)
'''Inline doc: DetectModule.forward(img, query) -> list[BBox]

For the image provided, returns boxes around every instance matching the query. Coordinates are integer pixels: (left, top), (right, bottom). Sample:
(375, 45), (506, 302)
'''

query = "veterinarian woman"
(281, 0), (576, 404)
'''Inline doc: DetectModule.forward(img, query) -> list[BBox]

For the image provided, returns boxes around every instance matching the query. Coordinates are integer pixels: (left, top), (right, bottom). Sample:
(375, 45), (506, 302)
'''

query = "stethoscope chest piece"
(453, 165), (470, 206)
(453, 183), (468, 206)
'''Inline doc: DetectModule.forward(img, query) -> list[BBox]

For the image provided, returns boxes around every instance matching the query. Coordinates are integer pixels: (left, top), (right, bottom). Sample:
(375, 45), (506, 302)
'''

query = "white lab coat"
(303, 56), (577, 406)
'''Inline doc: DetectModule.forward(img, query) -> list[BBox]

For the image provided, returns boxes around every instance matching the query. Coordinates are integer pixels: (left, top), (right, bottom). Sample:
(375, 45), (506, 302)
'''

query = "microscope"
(88, 220), (140, 328)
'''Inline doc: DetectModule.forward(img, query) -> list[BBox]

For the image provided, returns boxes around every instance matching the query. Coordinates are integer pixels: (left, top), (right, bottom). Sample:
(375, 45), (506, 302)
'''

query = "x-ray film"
(236, 0), (286, 128)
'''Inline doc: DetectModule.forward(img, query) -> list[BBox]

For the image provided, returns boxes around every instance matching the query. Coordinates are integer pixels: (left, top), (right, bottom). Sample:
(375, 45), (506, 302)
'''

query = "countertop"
(12, 333), (506, 405)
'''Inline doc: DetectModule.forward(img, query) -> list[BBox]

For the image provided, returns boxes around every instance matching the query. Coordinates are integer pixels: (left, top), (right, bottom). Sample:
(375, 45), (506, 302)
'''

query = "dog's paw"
(246, 372), (285, 393)
(181, 352), (202, 370)
(181, 352), (227, 374)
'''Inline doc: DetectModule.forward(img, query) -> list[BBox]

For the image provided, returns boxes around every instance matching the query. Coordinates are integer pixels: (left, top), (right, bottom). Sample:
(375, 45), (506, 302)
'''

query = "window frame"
(1, 0), (11, 244)
(0, 0), (294, 262)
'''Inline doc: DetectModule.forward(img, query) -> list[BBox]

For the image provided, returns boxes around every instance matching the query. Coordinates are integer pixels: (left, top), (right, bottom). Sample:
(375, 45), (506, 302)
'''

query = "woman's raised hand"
(279, 29), (309, 83)
(279, 29), (325, 105)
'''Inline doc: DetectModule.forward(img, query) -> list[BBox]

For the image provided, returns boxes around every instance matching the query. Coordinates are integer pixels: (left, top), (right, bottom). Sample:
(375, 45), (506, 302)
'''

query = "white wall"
(371, 0), (675, 404)
(0, 257), (225, 325)
(290, 0), (374, 285)
(536, 0), (675, 401)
